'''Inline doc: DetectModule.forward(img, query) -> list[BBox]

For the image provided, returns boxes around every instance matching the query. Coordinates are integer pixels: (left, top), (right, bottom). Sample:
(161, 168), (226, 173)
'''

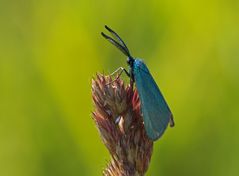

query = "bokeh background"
(1, 0), (239, 175)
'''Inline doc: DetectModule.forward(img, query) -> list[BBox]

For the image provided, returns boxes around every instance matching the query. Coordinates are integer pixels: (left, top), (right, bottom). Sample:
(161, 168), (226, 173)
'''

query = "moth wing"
(134, 60), (172, 141)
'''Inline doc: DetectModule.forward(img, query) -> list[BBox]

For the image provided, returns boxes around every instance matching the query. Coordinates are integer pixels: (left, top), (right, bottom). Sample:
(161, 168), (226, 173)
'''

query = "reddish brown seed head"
(92, 74), (153, 176)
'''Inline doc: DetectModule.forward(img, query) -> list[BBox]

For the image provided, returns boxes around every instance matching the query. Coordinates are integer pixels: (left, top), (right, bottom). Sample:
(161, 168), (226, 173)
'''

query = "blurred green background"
(0, 0), (239, 175)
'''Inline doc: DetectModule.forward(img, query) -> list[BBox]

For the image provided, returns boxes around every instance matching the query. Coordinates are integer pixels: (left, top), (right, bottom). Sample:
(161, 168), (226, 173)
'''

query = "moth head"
(127, 57), (134, 67)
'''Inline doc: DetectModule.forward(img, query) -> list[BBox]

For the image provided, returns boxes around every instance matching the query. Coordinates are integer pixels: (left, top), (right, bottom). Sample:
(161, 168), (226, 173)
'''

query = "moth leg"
(110, 67), (130, 77)
(106, 67), (130, 85)
(169, 115), (175, 127)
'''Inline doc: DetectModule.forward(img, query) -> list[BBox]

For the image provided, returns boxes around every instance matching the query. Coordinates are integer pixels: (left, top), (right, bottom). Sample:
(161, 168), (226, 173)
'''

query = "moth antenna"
(104, 25), (130, 54)
(101, 32), (131, 57)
